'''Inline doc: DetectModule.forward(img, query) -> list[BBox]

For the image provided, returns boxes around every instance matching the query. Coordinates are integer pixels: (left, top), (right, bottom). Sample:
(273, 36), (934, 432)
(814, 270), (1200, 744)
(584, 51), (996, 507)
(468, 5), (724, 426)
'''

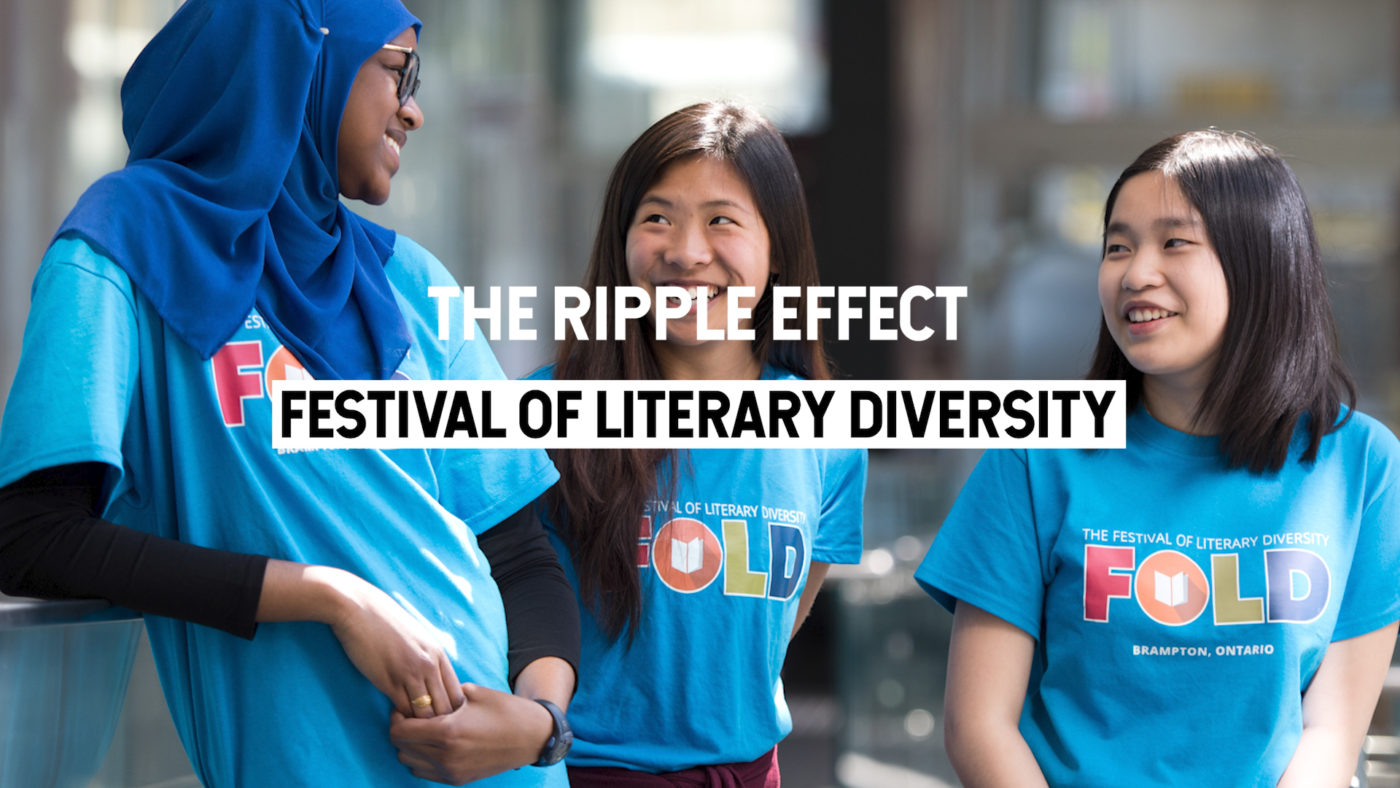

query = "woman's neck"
(1140, 375), (1217, 435)
(653, 341), (762, 381)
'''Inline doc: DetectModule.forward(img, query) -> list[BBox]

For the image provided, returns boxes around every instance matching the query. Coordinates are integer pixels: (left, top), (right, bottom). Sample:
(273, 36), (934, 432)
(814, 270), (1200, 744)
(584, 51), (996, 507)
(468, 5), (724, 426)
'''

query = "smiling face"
(1099, 170), (1230, 407)
(625, 154), (771, 378)
(337, 27), (424, 205)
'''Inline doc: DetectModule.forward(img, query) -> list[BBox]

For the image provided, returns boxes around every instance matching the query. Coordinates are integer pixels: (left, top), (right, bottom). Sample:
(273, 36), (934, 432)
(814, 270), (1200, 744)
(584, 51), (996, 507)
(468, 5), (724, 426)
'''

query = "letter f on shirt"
(1084, 545), (1134, 621)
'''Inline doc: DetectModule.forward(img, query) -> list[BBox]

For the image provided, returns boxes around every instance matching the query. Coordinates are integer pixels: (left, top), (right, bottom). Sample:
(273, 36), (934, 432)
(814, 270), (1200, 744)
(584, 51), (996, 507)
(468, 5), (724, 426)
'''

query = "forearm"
(0, 463), (394, 642)
(945, 721), (1048, 788)
(255, 558), (364, 626)
(491, 656), (575, 772)
(1276, 622), (1398, 788)
(1276, 726), (1359, 788)
(512, 656), (576, 710)
(0, 463), (267, 638)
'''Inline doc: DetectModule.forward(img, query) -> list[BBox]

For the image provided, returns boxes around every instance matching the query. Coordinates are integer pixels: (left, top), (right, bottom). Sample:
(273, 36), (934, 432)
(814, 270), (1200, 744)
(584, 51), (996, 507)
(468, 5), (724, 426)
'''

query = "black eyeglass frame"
(381, 44), (421, 107)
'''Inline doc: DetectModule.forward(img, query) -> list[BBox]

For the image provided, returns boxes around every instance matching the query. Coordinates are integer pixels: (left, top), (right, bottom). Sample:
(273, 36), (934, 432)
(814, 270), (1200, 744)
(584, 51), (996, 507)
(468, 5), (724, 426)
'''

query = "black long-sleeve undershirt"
(0, 463), (579, 684)
(477, 498), (581, 686)
(0, 463), (267, 637)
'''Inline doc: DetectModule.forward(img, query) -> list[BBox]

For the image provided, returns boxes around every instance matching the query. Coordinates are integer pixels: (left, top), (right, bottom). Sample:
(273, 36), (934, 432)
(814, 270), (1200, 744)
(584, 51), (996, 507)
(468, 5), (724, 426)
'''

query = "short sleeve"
(431, 325), (558, 536)
(1332, 429), (1400, 641)
(914, 449), (1046, 639)
(383, 237), (559, 535)
(810, 448), (867, 564)
(0, 239), (139, 490)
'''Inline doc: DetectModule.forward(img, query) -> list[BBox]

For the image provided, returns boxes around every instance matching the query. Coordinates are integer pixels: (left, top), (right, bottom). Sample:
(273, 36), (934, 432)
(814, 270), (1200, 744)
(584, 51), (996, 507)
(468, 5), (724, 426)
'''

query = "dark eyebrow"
(701, 199), (754, 215)
(1105, 215), (1201, 237)
(1153, 215), (1202, 231)
(639, 196), (751, 213)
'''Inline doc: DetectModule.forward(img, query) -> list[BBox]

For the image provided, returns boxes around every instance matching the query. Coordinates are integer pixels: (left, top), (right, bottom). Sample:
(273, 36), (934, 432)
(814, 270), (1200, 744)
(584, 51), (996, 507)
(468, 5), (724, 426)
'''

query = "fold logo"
(211, 341), (264, 427)
(1133, 550), (1209, 626)
(651, 518), (723, 593)
(212, 328), (415, 427)
(265, 346), (310, 385)
(212, 342), (312, 427)
(639, 514), (808, 599)
(1084, 545), (1330, 626)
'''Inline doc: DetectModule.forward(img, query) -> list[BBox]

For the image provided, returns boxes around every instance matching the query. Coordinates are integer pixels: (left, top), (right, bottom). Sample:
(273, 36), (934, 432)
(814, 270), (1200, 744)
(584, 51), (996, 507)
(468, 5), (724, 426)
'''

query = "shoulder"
(948, 448), (1046, 507)
(811, 447), (867, 510)
(382, 234), (510, 379)
(38, 235), (138, 308)
(1320, 407), (1400, 474)
(819, 445), (867, 479)
(384, 233), (457, 293)
(1337, 406), (1399, 439)
(754, 366), (865, 475)
(44, 235), (135, 287)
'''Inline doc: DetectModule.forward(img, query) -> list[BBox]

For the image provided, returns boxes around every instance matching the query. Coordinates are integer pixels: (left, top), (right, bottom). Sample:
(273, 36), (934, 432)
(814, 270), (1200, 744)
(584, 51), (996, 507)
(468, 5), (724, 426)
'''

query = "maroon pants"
(566, 747), (780, 788)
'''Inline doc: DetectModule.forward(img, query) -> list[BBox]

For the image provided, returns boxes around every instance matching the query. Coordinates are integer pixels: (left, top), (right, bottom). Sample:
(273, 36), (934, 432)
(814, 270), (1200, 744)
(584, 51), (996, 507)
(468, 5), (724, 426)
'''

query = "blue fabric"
(915, 406), (1400, 787)
(525, 364), (867, 772)
(54, 0), (418, 381)
(0, 237), (564, 787)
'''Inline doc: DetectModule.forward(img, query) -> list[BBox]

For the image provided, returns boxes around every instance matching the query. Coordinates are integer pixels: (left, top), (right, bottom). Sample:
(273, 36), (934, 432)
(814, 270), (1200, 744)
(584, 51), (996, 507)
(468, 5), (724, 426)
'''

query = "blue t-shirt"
(0, 237), (565, 788)
(525, 364), (867, 772)
(916, 406), (1400, 787)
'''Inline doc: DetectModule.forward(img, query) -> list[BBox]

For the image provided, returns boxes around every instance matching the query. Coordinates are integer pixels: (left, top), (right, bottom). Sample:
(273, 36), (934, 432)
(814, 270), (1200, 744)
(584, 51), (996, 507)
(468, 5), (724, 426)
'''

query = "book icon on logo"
(1154, 571), (1189, 607)
(283, 363), (311, 381)
(671, 537), (704, 574)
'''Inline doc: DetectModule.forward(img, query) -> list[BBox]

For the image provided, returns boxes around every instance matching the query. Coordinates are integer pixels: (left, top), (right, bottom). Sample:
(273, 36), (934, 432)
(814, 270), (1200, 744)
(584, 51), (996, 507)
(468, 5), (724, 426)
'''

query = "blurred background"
(2, 0), (1399, 786)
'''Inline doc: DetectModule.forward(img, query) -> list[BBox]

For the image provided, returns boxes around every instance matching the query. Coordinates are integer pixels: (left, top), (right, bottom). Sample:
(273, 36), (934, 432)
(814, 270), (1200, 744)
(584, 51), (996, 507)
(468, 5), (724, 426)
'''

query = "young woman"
(525, 102), (868, 786)
(0, 2), (576, 785)
(917, 130), (1400, 787)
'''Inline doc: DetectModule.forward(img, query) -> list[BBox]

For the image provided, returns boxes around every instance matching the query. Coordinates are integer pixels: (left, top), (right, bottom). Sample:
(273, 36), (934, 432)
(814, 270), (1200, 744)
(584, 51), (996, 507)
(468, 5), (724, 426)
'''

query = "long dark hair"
(548, 102), (830, 640)
(1088, 130), (1355, 471)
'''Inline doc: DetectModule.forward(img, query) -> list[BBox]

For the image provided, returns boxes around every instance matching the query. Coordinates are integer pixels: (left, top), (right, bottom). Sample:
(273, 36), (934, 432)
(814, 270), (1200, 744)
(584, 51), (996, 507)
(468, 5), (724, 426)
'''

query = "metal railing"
(0, 596), (143, 788)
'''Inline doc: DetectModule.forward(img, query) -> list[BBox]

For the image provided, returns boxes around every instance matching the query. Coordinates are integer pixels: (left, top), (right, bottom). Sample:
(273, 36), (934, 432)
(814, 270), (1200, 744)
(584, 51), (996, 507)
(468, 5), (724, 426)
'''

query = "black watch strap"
(533, 699), (573, 767)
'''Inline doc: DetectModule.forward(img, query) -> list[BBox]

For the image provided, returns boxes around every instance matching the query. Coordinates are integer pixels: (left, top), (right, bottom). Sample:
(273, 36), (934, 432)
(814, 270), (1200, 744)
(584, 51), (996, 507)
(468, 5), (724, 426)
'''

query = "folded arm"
(0, 462), (266, 635)
(390, 499), (580, 784)
(0, 462), (465, 718)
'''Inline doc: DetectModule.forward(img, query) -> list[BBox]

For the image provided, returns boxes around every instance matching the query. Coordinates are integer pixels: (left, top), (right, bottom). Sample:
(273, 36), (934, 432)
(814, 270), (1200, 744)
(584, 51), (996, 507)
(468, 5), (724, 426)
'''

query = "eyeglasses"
(381, 44), (421, 107)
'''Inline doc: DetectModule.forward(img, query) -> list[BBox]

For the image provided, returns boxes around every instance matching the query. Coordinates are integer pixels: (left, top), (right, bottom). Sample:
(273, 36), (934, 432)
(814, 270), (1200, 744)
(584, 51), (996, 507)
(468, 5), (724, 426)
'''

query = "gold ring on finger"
(410, 694), (433, 709)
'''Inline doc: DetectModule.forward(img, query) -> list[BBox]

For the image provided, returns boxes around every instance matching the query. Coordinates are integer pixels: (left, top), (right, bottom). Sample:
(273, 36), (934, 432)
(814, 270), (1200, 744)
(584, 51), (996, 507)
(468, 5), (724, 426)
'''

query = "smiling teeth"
(666, 286), (721, 304)
(1128, 308), (1174, 323)
(385, 136), (400, 155)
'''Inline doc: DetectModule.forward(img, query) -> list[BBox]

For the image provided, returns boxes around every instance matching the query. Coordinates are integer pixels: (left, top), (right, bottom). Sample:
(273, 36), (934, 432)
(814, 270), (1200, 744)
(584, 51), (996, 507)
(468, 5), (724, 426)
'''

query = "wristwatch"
(533, 699), (573, 767)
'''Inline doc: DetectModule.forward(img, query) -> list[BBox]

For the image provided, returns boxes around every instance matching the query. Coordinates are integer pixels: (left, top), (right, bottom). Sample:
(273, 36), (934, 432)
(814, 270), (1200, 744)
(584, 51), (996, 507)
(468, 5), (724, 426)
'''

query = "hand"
(257, 561), (464, 717)
(390, 682), (555, 784)
(327, 574), (466, 719)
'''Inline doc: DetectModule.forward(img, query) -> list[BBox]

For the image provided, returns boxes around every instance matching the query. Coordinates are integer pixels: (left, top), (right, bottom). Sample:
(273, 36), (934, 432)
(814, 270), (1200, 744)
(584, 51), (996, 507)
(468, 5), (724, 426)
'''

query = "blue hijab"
(54, 0), (420, 381)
